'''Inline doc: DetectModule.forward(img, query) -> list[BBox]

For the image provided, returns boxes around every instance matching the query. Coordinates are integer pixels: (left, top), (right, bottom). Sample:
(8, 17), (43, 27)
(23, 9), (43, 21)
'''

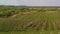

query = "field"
(0, 6), (60, 34)
(0, 31), (60, 34)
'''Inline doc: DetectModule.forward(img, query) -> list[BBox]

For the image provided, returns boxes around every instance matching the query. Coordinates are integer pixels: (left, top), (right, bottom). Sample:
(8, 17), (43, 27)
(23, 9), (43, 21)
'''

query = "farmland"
(0, 6), (60, 34)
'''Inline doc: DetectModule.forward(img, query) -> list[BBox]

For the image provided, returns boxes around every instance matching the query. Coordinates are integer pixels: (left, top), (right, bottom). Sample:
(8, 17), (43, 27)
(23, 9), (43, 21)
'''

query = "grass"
(0, 31), (59, 34)
(0, 11), (60, 34)
(0, 11), (60, 31)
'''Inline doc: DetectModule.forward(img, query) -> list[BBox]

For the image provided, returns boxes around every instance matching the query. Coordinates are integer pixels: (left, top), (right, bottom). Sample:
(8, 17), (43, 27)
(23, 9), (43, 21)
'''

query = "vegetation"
(0, 7), (19, 16)
(0, 31), (59, 34)
(0, 6), (60, 34)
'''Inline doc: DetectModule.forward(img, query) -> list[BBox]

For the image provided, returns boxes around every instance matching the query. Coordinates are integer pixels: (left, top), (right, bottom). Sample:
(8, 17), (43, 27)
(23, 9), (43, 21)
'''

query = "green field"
(0, 31), (60, 34)
(0, 12), (60, 34)
(0, 7), (60, 34)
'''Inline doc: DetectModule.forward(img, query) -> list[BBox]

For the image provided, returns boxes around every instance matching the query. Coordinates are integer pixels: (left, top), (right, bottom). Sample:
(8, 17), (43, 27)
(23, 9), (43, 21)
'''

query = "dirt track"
(9, 11), (56, 18)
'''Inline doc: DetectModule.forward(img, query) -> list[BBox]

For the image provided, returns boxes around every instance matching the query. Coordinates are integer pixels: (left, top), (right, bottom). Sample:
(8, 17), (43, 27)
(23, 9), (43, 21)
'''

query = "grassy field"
(0, 7), (60, 34)
(0, 11), (60, 34)
(0, 31), (60, 34)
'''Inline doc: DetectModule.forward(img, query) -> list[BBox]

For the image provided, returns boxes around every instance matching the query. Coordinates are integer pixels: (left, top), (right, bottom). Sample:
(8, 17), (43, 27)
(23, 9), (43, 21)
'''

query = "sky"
(0, 0), (60, 6)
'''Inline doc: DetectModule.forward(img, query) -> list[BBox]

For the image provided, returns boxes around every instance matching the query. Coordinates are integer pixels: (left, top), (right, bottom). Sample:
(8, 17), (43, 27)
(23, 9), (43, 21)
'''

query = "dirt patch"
(9, 11), (37, 18)
(10, 14), (18, 18)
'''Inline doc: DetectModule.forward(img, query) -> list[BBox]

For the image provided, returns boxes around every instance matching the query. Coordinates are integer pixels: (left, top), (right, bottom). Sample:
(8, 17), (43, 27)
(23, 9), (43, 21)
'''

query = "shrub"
(37, 8), (46, 12)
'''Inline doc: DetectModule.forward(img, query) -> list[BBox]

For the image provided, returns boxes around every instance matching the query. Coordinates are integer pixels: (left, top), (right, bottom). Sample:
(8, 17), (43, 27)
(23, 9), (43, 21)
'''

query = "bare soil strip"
(9, 11), (57, 18)
(9, 11), (36, 18)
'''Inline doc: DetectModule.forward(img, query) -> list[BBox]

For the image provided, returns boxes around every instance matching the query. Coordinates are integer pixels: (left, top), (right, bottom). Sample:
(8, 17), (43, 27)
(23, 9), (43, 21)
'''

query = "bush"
(37, 8), (46, 12)
(0, 7), (21, 17)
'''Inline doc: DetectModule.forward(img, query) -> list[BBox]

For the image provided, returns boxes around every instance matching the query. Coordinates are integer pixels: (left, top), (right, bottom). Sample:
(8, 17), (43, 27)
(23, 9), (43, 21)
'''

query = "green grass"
(0, 11), (60, 34)
(0, 7), (60, 34)
(0, 31), (59, 34)
(0, 12), (60, 31)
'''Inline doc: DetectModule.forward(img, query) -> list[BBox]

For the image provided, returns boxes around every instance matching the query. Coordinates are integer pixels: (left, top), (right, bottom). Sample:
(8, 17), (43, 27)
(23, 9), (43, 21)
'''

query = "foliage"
(0, 12), (59, 32)
(0, 7), (20, 17)
(0, 6), (60, 32)
(37, 8), (46, 12)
